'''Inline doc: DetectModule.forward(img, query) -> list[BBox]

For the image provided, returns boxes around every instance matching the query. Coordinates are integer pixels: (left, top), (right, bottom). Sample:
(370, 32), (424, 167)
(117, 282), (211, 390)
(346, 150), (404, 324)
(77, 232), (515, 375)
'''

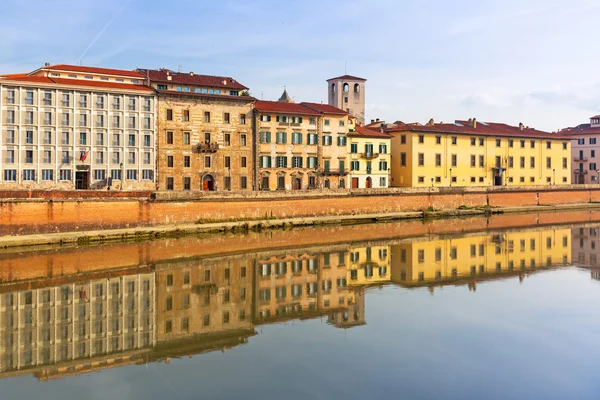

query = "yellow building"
(347, 245), (392, 287)
(388, 119), (571, 187)
(390, 228), (572, 287)
(348, 126), (392, 188)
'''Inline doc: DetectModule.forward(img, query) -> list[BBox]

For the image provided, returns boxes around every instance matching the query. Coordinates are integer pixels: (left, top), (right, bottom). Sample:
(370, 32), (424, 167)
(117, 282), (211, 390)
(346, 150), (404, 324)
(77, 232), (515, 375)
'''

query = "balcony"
(196, 142), (220, 153)
(575, 169), (588, 174)
(362, 152), (379, 159)
(574, 157), (588, 162)
(278, 122), (290, 126)
(320, 168), (347, 176)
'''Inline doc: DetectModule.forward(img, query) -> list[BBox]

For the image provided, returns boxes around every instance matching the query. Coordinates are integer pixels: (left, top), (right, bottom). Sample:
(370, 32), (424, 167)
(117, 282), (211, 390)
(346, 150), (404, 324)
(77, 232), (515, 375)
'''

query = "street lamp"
(552, 168), (555, 185)
(431, 177), (434, 187)
(449, 168), (453, 187)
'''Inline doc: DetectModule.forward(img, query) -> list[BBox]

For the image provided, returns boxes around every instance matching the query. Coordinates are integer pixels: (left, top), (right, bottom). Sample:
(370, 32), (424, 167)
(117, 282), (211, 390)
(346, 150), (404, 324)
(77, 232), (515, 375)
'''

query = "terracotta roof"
(327, 74), (367, 81)
(591, 115), (600, 119)
(39, 64), (144, 78)
(301, 102), (349, 115)
(348, 126), (391, 139)
(386, 120), (570, 140)
(561, 126), (600, 136)
(0, 75), (153, 92)
(254, 100), (320, 115)
(138, 68), (248, 90)
(156, 90), (255, 102)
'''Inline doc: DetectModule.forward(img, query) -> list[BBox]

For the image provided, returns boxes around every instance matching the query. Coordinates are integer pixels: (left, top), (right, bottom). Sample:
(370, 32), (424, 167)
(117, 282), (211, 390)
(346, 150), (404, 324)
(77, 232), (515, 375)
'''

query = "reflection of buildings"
(0, 271), (155, 379)
(390, 228), (572, 287)
(570, 226), (600, 280)
(154, 255), (255, 344)
(254, 248), (365, 326)
(0, 225), (582, 381)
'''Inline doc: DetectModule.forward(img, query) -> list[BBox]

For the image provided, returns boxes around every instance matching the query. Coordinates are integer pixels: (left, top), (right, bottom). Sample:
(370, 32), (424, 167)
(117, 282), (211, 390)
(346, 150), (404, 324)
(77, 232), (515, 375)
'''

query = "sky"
(1, 0), (600, 131)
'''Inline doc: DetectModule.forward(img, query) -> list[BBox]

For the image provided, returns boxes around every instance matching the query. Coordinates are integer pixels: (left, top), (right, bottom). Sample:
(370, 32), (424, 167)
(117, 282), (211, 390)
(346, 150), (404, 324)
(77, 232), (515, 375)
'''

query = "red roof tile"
(386, 120), (569, 140)
(138, 69), (248, 90)
(348, 126), (391, 139)
(326, 74), (367, 81)
(561, 126), (600, 136)
(591, 115), (600, 119)
(40, 64), (144, 78)
(300, 102), (349, 115)
(254, 100), (320, 115)
(0, 75), (153, 92)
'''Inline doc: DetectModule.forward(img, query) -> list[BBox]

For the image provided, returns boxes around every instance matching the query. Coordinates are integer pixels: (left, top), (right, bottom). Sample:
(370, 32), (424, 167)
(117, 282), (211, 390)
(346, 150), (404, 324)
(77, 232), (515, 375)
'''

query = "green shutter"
(299, 117), (303, 123)
(276, 116), (280, 122)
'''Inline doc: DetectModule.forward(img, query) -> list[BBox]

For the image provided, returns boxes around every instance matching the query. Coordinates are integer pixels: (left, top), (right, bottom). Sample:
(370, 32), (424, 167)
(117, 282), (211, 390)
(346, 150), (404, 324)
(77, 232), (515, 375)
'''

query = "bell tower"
(327, 74), (366, 125)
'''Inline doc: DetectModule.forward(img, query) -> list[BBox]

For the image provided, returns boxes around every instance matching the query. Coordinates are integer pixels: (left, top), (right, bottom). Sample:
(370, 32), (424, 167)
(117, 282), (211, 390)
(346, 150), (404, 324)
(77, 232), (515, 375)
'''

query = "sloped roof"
(301, 102), (349, 115)
(386, 120), (569, 140)
(254, 100), (320, 115)
(0, 75), (153, 92)
(278, 89), (293, 103)
(39, 64), (144, 78)
(327, 74), (367, 81)
(348, 126), (391, 139)
(138, 68), (248, 90)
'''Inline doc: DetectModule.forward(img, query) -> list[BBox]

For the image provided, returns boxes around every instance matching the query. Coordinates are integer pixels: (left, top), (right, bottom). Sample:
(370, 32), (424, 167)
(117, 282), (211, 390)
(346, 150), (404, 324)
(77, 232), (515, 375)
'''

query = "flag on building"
(80, 150), (89, 162)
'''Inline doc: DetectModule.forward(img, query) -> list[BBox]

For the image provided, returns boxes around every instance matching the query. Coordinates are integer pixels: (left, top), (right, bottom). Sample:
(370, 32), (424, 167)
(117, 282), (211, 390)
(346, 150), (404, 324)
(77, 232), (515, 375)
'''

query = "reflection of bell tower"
(327, 74), (366, 125)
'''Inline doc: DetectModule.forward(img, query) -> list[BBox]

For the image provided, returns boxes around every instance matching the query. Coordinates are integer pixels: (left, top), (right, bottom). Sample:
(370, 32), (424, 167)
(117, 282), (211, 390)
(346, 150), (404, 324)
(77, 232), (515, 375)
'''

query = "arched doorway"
(365, 177), (372, 189)
(293, 178), (302, 190)
(339, 178), (345, 189)
(202, 174), (215, 191)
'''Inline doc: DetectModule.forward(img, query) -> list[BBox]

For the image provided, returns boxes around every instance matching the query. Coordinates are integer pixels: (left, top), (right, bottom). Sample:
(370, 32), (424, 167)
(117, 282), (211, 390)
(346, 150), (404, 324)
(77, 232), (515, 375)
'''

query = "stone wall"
(2, 186), (600, 236)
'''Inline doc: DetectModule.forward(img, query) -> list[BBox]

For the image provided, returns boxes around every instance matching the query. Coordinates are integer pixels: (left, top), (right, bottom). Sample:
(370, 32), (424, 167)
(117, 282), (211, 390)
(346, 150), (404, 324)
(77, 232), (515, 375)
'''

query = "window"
(167, 156), (174, 168)
(128, 134), (136, 146)
(25, 90), (34, 105)
(166, 131), (173, 144)
(470, 155), (476, 167)
(183, 131), (190, 145)
(418, 153), (424, 166)
(350, 143), (358, 153)
(25, 150), (33, 163)
(400, 152), (407, 167)
(323, 135), (332, 146)
(418, 135), (424, 143)
(401, 135), (406, 144)
(563, 158), (568, 169)
(508, 156), (513, 168)
(451, 136), (457, 145)
(184, 155), (190, 168)
(591, 138), (597, 145)
(240, 134), (247, 146)
(6, 110), (15, 124)
(292, 132), (302, 144)
(308, 133), (318, 145)
(435, 154), (441, 167)
(379, 160), (388, 170)
(351, 161), (360, 171)
(435, 136), (441, 144)
(379, 143), (387, 154)
(530, 140), (535, 148)
(4, 169), (16, 181)
(260, 131), (271, 143)
(451, 154), (457, 167)
(276, 132), (287, 144)
(41, 170), (53, 181)
(224, 133), (231, 146)
(142, 170), (153, 180)
(6, 130), (14, 144)
(127, 170), (137, 180)
(520, 157), (525, 168)
(479, 138), (484, 146)
(530, 157), (535, 168)
(166, 177), (174, 190)
(204, 112), (210, 122)
(60, 170), (71, 180)
(276, 156), (287, 168)
(204, 156), (211, 168)
(183, 109), (189, 121)
(308, 157), (318, 168)
(224, 112), (230, 123)
(4, 150), (14, 164)
(113, 115), (120, 128)
(94, 169), (105, 180)
(563, 142), (568, 150)
(23, 169), (35, 181)
(166, 109), (173, 120)
(144, 134), (151, 147)
(292, 156), (303, 168)
(496, 138), (501, 147)
(546, 157), (552, 169)
(324, 119), (330, 126)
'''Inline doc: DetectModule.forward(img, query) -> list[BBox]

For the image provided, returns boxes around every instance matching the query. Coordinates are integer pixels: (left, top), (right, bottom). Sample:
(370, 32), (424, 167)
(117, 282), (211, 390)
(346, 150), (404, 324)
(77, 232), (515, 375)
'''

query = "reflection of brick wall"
(4, 188), (600, 235)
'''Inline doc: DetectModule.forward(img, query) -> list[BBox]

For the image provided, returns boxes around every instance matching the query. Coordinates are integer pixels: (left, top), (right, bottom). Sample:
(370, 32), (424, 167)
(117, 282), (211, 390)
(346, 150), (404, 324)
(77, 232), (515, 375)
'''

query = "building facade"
(139, 68), (254, 191)
(0, 64), (156, 190)
(387, 119), (571, 187)
(348, 126), (392, 189)
(327, 75), (366, 126)
(560, 116), (600, 184)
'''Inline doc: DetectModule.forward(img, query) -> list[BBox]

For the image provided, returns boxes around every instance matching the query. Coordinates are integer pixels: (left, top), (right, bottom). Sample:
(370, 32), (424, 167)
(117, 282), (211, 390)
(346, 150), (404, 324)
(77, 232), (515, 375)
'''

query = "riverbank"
(2, 202), (600, 249)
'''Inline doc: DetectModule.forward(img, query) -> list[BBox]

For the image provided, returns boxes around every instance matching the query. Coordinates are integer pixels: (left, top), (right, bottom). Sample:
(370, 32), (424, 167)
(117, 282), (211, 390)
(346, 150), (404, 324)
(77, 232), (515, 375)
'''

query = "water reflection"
(0, 222), (589, 381)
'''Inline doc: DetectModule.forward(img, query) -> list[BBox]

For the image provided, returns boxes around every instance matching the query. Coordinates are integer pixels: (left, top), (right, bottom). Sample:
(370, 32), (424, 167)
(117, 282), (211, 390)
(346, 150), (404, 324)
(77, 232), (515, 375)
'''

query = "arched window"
(331, 83), (336, 93)
(343, 83), (349, 93)
(354, 83), (360, 93)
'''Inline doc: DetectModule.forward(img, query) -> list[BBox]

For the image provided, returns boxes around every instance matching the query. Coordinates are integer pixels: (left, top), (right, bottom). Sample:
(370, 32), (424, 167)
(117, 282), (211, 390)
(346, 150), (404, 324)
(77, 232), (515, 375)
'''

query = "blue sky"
(2, 0), (600, 131)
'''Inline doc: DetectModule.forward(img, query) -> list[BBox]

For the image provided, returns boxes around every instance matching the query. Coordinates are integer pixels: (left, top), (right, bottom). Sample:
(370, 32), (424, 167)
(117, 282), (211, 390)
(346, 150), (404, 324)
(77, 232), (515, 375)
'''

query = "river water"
(0, 214), (599, 399)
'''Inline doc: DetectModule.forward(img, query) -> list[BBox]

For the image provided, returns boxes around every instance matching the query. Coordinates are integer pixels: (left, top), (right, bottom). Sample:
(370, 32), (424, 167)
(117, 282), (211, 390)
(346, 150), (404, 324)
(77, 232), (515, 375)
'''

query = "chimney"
(371, 119), (375, 124)
(376, 118), (380, 122)
(44, 62), (50, 67)
(519, 122), (524, 131)
(427, 118), (434, 126)
(469, 118), (477, 128)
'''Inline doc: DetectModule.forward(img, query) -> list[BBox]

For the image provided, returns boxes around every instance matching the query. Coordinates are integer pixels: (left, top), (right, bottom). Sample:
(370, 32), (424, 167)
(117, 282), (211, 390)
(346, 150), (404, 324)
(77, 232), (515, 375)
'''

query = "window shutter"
(299, 117), (303, 123)
(276, 116), (280, 122)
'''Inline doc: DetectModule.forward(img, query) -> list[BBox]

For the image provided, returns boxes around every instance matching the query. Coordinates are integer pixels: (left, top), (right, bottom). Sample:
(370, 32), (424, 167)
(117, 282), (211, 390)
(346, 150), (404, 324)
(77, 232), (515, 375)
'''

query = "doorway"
(293, 178), (301, 190)
(366, 177), (372, 189)
(75, 172), (89, 190)
(352, 177), (359, 189)
(202, 174), (215, 191)
(277, 175), (285, 190)
(339, 179), (345, 189)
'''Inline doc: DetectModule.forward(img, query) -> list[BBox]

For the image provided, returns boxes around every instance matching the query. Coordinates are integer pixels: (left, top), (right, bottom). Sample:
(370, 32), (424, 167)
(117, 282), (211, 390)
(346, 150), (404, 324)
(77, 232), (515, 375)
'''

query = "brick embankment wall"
(1, 187), (600, 236)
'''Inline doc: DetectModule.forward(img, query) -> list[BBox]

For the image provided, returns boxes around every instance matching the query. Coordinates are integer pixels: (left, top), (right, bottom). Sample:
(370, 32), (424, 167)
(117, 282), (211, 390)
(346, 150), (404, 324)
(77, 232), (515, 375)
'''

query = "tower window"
(331, 83), (336, 93)
(343, 83), (349, 92)
(354, 83), (360, 93)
